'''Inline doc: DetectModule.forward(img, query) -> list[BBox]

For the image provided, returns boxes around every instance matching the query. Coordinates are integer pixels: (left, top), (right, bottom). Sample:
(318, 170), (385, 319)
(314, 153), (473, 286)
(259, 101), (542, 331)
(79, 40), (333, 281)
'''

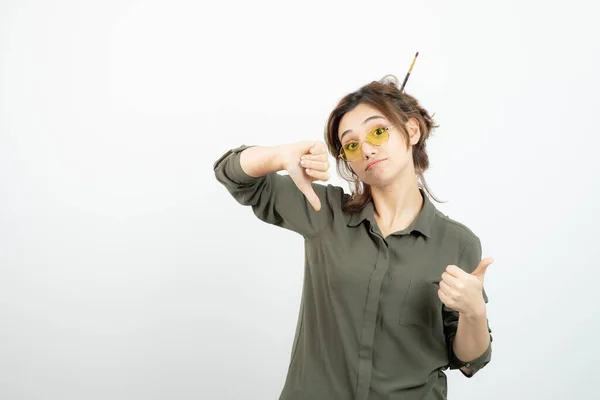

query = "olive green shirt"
(213, 145), (492, 400)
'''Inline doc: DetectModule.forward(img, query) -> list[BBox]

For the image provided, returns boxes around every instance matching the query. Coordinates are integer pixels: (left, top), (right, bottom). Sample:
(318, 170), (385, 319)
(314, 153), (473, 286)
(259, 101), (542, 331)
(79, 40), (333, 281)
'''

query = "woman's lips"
(366, 159), (386, 170)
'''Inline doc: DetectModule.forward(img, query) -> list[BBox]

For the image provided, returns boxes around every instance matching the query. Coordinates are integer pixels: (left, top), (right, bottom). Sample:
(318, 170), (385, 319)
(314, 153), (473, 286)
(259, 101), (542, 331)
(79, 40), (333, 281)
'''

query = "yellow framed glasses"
(338, 125), (393, 161)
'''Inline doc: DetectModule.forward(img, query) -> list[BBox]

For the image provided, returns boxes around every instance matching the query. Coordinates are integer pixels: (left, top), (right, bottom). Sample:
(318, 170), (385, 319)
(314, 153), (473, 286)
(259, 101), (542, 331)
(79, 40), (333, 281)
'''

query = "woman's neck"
(371, 176), (423, 236)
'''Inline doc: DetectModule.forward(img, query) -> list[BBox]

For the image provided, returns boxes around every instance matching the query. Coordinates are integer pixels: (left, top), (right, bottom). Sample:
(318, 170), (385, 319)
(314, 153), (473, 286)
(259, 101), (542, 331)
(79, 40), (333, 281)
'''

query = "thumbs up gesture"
(438, 258), (494, 319)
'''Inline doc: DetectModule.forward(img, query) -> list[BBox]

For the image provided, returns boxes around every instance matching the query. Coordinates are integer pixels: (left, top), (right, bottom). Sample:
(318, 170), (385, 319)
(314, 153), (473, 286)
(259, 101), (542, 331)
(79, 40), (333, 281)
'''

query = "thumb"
(471, 258), (494, 281)
(297, 182), (321, 211)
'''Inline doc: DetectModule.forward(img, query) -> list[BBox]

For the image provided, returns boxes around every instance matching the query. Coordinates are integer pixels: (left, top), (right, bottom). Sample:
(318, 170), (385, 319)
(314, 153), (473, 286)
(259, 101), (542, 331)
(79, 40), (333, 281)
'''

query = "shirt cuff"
(213, 145), (258, 185)
(451, 339), (492, 378)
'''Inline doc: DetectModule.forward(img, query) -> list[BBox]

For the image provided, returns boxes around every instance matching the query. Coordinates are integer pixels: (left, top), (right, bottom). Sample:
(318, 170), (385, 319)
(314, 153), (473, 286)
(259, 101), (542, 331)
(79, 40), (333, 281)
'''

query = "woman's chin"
(363, 172), (394, 188)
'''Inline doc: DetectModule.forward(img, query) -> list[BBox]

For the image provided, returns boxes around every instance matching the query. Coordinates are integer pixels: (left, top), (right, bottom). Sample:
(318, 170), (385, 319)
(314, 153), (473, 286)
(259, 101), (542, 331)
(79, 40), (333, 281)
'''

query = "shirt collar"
(347, 188), (436, 238)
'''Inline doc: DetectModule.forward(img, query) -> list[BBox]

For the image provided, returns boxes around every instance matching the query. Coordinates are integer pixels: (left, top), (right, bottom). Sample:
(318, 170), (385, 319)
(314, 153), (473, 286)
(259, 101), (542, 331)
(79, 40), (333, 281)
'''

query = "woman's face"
(337, 103), (420, 188)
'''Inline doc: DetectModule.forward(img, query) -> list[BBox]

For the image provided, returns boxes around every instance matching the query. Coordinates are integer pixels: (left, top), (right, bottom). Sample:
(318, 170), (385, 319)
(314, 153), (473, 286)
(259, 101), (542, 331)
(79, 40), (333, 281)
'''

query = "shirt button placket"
(354, 233), (389, 400)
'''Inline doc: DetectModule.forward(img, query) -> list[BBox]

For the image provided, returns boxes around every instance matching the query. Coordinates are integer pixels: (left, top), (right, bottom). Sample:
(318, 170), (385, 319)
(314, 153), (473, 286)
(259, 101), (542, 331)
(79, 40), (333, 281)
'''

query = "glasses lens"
(341, 142), (361, 161)
(366, 127), (389, 145)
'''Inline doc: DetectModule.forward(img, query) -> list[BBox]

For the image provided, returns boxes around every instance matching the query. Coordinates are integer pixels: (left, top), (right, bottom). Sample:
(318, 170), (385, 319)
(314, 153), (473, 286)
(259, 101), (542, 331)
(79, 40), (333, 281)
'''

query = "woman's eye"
(374, 127), (385, 136)
(346, 142), (359, 150)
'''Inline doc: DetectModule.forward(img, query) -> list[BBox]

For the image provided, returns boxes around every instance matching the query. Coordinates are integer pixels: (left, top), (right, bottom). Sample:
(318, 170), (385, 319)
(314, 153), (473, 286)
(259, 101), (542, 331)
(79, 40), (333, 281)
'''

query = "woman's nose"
(361, 141), (378, 157)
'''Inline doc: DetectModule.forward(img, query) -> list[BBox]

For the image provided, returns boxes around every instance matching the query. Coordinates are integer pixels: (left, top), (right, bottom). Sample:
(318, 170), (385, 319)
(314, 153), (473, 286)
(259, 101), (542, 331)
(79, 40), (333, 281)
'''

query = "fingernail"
(300, 160), (306, 166)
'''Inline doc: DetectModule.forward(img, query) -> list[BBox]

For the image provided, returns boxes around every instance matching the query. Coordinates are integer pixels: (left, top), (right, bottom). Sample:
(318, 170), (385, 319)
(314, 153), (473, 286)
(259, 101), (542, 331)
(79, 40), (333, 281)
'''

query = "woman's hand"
(438, 258), (494, 319)
(279, 141), (330, 211)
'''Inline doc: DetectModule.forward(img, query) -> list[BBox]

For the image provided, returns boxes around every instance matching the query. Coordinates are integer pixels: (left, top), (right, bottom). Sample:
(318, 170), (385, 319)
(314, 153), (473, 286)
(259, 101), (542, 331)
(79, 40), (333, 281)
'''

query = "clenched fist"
(438, 258), (494, 318)
(280, 141), (330, 211)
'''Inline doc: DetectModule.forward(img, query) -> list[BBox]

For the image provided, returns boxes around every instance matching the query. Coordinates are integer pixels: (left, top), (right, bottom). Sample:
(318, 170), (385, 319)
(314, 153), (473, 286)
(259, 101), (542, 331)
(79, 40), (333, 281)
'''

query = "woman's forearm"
(239, 146), (286, 178)
(453, 310), (491, 375)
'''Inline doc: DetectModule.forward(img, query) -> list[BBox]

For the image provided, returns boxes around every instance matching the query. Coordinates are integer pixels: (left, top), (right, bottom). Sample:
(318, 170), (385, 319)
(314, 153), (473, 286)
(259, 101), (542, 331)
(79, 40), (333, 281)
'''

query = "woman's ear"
(406, 117), (421, 145)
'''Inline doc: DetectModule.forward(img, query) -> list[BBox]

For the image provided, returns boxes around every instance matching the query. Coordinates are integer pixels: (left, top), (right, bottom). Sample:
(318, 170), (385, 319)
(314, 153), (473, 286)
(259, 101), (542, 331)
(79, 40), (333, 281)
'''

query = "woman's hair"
(324, 74), (440, 214)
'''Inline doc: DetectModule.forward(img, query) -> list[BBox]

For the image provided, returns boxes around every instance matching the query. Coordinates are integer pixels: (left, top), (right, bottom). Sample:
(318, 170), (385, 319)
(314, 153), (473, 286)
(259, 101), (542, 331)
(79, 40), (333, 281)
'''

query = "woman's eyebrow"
(340, 115), (385, 140)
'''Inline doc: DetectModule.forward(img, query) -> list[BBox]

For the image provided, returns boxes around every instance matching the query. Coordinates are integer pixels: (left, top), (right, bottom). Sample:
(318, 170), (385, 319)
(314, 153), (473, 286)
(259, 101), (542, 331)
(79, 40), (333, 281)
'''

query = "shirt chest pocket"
(398, 277), (443, 328)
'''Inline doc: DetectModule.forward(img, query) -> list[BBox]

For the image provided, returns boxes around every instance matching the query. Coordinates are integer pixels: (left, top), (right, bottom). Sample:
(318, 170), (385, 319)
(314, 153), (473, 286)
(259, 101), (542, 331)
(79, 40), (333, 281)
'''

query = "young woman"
(213, 75), (493, 400)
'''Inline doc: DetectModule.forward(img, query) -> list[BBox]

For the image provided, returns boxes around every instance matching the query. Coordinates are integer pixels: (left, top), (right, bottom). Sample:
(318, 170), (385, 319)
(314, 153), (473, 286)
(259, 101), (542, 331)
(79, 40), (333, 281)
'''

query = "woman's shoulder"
(312, 181), (350, 209)
(309, 182), (359, 228)
(431, 208), (480, 246)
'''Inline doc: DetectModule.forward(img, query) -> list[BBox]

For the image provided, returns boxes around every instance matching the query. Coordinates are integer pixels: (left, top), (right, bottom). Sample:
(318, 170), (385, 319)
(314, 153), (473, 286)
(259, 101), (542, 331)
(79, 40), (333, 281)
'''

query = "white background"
(1, 1), (599, 399)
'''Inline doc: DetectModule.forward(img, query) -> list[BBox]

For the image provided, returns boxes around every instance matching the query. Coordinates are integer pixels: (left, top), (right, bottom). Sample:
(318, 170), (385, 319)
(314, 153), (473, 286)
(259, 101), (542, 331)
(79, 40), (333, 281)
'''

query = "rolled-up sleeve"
(213, 145), (337, 239)
(443, 237), (493, 377)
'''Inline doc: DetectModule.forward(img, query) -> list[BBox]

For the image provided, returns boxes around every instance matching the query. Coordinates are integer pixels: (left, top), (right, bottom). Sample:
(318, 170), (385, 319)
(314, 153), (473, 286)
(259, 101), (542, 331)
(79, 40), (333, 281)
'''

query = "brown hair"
(324, 74), (441, 214)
